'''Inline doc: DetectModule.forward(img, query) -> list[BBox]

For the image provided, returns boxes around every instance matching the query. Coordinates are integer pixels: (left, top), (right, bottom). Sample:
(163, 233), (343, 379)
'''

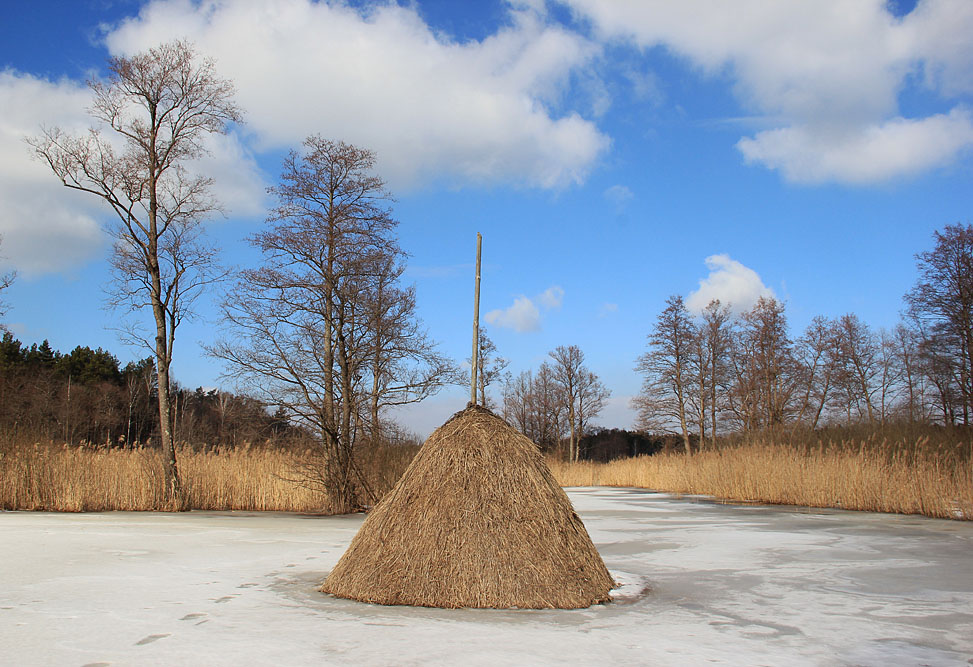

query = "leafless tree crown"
(28, 40), (241, 505)
(212, 136), (452, 512)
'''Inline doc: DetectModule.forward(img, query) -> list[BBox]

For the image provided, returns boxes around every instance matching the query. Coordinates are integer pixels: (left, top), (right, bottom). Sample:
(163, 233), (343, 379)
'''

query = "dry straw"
(321, 405), (615, 609)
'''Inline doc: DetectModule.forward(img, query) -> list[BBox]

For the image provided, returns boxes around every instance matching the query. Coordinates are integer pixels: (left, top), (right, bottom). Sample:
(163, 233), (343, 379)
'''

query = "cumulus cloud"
(738, 108), (973, 183)
(192, 132), (268, 219)
(104, 0), (609, 190)
(561, 0), (973, 184)
(0, 67), (265, 275)
(0, 71), (104, 274)
(486, 284), (564, 332)
(538, 285), (565, 308)
(685, 254), (774, 315)
(485, 295), (541, 332)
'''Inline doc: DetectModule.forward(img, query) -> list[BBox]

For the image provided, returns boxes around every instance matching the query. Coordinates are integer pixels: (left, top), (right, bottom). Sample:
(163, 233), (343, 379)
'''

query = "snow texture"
(2, 487), (972, 666)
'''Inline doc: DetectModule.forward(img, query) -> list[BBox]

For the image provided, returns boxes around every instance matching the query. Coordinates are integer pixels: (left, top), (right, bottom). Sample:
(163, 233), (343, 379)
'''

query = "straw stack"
(321, 405), (614, 609)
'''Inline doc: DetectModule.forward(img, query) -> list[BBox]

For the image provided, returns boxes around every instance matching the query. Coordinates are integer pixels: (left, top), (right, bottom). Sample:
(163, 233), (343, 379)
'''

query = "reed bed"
(2, 436), (970, 520)
(0, 442), (414, 513)
(549, 440), (973, 520)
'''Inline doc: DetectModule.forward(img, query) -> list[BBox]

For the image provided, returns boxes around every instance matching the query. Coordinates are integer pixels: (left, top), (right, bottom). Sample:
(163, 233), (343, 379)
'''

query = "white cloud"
(685, 254), (774, 315)
(561, 0), (973, 184)
(910, 0), (973, 96)
(104, 0), (609, 191)
(0, 61), (266, 276)
(538, 285), (565, 308)
(0, 71), (104, 274)
(486, 295), (541, 332)
(193, 132), (268, 219)
(738, 108), (973, 184)
(486, 284), (564, 332)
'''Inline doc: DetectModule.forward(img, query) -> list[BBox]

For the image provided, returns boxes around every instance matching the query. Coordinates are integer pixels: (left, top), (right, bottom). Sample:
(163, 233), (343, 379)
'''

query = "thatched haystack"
(321, 405), (614, 609)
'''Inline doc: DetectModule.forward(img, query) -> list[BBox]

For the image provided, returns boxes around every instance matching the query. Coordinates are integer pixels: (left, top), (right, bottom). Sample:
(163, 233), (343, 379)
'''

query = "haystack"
(321, 405), (614, 609)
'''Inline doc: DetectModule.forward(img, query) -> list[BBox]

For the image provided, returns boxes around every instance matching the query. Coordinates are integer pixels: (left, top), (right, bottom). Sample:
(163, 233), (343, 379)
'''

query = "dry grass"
(3, 430), (970, 522)
(549, 440), (973, 520)
(0, 442), (415, 513)
(322, 406), (614, 609)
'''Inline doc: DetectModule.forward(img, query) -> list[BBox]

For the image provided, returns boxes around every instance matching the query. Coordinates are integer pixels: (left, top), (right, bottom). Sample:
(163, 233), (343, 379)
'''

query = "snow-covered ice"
(2, 487), (972, 666)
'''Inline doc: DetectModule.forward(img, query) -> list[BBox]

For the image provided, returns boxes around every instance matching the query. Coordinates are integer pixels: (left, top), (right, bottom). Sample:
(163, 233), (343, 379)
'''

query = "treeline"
(0, 333), (305, 449)
(635, 223), (973, 453)
(499, 344), (610, 462)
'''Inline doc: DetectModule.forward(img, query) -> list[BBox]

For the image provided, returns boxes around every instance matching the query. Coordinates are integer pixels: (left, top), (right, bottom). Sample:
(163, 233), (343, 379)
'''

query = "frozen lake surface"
(2, 487), (972, 666)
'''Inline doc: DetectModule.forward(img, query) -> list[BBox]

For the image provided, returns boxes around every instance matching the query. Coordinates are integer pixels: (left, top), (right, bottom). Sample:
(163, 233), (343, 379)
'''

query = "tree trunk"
(154, 353), (181, 508)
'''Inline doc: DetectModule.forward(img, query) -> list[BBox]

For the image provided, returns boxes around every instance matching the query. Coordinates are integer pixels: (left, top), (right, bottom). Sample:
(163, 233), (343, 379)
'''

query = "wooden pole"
(471, 232), (482, 406)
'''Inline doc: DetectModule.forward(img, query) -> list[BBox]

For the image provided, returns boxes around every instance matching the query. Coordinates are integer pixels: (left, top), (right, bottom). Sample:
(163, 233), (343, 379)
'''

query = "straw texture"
(321, 405), (614, 609)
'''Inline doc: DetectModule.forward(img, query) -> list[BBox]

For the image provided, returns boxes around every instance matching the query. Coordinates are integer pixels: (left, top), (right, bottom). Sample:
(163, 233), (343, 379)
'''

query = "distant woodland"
(0, 334), (306, 450)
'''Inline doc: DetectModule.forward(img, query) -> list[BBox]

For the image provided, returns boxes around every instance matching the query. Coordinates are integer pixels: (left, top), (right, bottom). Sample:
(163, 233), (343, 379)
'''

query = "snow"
(2, 487), (972, 666)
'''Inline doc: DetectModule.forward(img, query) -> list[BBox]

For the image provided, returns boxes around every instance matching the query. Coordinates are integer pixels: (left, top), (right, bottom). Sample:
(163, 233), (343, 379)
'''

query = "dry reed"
(0, 442), (412, 513)
(3, 432), (969, 522)
(322, 406), (614, 609)
(549, 439), (973, 520)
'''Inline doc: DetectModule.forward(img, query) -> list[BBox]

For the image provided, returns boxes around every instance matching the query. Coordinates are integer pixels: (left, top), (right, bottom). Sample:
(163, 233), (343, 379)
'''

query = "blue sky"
(1, 0), (972, 436)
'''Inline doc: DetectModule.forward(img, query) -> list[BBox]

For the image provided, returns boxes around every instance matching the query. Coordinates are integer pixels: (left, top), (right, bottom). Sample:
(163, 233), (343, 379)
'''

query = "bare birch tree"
(29, 41), (240, 506)
(550, 344), (585, 462)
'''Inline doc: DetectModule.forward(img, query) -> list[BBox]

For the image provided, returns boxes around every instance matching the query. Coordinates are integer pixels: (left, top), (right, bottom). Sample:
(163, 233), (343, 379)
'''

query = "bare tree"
(502, 361), (569, 453)
(549, 344), (608, 462)
(550, 344), (584, 461)
(0, 235), (15, 330)
(211, 137), (447, 512)
(834, 313), (881, 423)
(700, 299), (733, 444)
(633, 295), (697, 453)
(576, 368), (610, 454)
(876, 328), (903, 423)
(502, 369), (535, 436)
(687, 300), (732, 450)
(687, 325), (708, 450)
(532, 361), (566, 452)
(729, 297), (796, 431)
(793, 316), (840, 429)
(456, 327), (508, 409)
(365, 253), (454, 437)
(905, 223), (973, 425)
(29, 41), (240, 505)
(893, 322), (930, 423)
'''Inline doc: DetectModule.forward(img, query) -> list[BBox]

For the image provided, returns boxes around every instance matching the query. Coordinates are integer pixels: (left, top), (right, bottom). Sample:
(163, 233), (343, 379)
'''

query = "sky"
(1, 0), (972, 436)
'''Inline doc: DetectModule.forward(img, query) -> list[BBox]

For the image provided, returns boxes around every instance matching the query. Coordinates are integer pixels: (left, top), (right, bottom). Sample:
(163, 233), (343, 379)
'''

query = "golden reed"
(1, 444), (346, 512)
(549, 441), (972, 520)
(2, 438), (970, 519)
